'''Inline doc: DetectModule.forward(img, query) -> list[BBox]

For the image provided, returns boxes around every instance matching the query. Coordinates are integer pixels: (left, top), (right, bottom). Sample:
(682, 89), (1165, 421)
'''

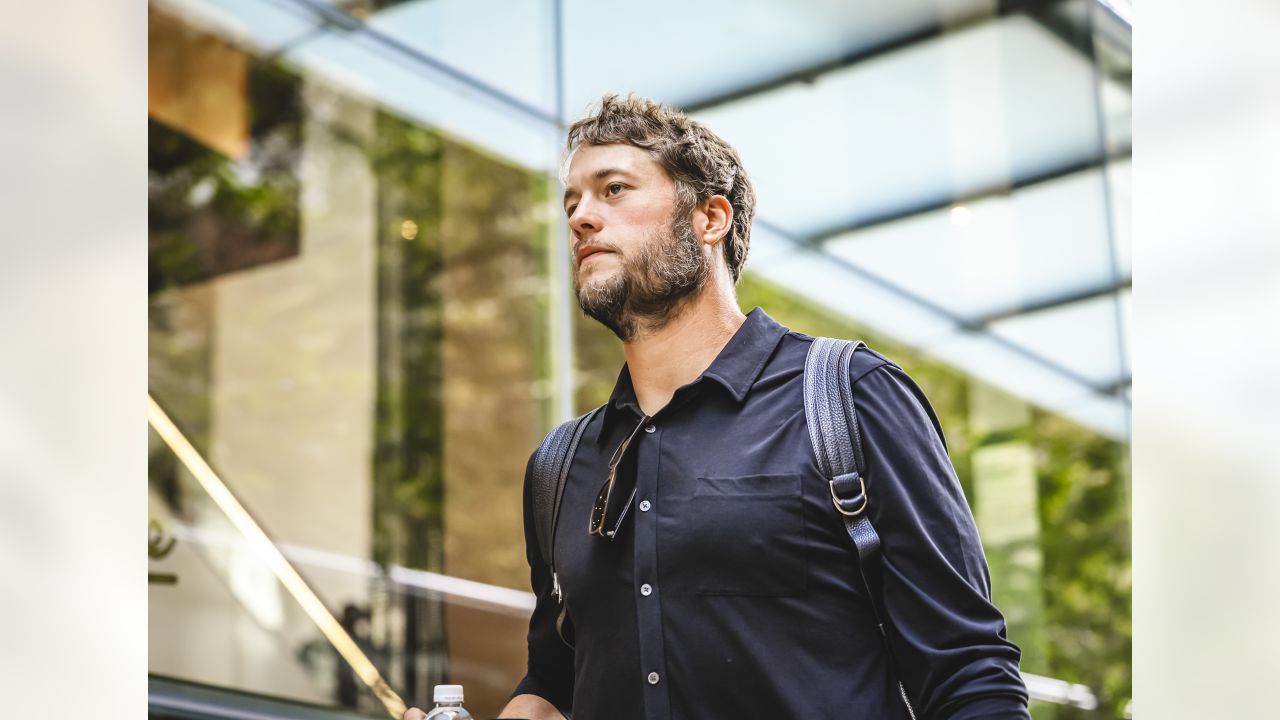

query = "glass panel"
(689, 14), (1107, 236)
(282, 29), (560, 171)
(148, 1), (558, 717)
(825, 167), (1118, 322)
(362, 0), (558, 118)
(987, 293), (1125, 387)
(563, 0), (996, 113)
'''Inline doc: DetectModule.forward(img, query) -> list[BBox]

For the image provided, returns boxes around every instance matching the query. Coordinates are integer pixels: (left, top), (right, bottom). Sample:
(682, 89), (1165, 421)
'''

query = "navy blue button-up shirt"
(515, 308), (1028, 719)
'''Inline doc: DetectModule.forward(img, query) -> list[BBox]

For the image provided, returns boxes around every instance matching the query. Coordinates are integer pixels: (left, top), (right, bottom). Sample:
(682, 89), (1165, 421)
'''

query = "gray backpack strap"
(804, 337), (877, 559)
(804, 337), (918, 719)
(531, 405), (603, 646)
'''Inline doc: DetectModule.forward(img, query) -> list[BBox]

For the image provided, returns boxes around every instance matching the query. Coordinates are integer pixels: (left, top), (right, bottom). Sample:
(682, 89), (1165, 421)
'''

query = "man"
(408, 94), (1029, 719)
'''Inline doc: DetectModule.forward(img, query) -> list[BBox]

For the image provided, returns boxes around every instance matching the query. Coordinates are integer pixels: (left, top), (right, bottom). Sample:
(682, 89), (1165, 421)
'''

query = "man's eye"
(606, 183), (624, 195)
(565, 204), (577, 217)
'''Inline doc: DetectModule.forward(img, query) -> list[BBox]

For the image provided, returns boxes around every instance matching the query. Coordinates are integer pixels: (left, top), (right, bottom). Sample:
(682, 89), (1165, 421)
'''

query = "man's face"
(562, 143), (710, 340)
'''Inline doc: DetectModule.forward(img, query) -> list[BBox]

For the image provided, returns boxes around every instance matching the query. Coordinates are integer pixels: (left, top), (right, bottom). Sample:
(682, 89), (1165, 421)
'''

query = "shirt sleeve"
(852, 361), (1030, 720)
(511, 450), (576, 716)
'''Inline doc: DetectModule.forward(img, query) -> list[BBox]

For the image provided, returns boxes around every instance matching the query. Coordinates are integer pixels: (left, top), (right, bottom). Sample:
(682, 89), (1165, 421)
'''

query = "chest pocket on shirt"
(688, 473), (808, 597)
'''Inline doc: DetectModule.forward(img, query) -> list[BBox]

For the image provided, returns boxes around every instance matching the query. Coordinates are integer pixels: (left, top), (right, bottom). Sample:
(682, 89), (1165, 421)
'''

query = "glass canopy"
(155, 0), (1130, 438)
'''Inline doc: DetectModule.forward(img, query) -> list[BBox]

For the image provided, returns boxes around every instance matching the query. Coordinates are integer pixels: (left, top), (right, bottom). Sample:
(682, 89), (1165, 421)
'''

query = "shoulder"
(785, 332), (935, 429)
(784, 330), (898, 385)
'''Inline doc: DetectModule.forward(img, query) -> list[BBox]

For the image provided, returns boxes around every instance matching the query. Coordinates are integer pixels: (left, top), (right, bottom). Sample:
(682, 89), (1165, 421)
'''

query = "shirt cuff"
(939, 694), (1031, 720)
(512, 674), (548, 700)
(511, 674), (570, 717)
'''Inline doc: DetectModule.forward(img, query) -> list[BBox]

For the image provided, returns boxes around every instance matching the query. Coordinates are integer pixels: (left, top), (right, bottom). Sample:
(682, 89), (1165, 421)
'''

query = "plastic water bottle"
(423, 684), (473, 720)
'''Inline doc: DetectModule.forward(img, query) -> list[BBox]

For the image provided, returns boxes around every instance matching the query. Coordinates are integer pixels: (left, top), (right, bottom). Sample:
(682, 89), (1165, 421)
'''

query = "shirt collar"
(594, 307), (788, 445)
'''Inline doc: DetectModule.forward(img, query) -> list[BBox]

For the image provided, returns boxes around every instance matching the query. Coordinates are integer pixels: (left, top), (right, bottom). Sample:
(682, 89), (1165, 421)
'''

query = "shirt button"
(640, 583), (653, 596)
(639, 500), (651, 512)
(647, 671), (660, 685)
(644, 424), (656, 433)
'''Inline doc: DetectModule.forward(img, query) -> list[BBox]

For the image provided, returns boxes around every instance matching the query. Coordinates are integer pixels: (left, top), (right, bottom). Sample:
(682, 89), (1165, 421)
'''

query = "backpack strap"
(531, 404), (603, 645)
(804, 338), (875, 553)
(804, 337), (918, 719)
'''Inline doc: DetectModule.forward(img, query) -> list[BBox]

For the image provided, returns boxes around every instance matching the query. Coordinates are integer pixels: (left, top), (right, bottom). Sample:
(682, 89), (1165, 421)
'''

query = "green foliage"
(368, 111), (446, 572)
(1033, 412), (1132, 717)
(148, 58), (303, 293)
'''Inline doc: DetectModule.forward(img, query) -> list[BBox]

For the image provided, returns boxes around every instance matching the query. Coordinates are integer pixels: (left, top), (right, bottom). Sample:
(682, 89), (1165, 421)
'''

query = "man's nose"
(569, 195), (602, 237)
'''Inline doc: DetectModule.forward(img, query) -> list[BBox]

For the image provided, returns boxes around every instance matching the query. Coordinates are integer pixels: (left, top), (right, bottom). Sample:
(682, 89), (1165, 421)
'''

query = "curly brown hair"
(564, 94), (756, 284)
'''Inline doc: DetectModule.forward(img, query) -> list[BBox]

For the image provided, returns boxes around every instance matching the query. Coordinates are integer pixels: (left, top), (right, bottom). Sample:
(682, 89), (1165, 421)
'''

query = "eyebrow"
(563, 167), (637, 207)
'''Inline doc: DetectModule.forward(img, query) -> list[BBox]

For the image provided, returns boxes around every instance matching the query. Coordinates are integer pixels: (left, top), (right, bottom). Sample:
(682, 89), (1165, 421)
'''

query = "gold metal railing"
(148, 394), (406, 719)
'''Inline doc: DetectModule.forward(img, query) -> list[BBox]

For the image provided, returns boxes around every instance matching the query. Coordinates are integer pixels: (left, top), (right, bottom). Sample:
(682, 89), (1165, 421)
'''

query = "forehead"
(563, 143), (664, 186)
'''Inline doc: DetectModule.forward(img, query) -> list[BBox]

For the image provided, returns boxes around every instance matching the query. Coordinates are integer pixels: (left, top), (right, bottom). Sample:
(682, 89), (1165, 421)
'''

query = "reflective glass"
(148, 1), (558, 714)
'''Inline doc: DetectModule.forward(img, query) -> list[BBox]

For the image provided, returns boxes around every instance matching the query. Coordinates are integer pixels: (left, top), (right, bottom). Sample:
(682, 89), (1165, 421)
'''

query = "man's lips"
(576, 246), (613, 266)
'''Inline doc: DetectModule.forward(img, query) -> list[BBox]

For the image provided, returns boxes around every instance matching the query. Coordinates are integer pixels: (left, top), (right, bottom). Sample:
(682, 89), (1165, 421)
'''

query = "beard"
(573, 209), (712, 342)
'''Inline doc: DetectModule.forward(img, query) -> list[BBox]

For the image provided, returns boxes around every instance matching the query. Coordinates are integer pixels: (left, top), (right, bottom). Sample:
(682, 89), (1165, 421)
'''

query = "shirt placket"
(632, 417), (671, 720)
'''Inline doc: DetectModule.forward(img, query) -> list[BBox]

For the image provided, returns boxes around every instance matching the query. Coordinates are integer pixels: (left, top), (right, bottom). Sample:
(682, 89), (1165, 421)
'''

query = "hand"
(498, 693), (563, 719)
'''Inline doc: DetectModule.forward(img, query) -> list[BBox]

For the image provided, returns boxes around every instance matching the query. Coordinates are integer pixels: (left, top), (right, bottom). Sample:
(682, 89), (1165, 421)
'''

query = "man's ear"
(693, 195), (733, 246)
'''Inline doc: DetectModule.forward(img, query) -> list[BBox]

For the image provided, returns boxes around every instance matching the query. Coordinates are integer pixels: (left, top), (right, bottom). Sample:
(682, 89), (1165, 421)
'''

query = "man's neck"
(622, 289), (747, 416)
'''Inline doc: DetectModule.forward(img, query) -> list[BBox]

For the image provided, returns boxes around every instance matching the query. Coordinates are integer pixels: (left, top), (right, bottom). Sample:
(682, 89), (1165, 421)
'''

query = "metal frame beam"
(269, 0), (562, 128)
(682, 18), (977, 115)
(976, 278), (1131, 326)
(804, 148), (1130, 246)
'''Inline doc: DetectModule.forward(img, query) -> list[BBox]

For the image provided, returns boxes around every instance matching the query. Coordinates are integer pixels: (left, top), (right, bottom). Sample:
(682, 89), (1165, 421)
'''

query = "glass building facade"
(147, 1), (1131, 717)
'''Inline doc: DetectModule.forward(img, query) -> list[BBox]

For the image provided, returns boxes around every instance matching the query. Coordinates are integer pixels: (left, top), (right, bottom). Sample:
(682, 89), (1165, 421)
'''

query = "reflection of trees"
(149, 60), (302, 293)
(573, 297), (627, 414)
(369, 112), (449, 709)
(1034, 414), (1131, 718)
(148, 19), (553, 713)
(367, 110), (549, 714)
(148, 58), (304, 527)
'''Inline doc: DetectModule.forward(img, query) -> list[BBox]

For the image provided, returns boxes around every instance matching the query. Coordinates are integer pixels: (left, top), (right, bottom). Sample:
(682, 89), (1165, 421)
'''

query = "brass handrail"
(147, 395), (406, 719)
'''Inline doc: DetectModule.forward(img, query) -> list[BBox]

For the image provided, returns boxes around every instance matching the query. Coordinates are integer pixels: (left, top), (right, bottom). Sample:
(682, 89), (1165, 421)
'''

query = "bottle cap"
(433, 684), (464, 703)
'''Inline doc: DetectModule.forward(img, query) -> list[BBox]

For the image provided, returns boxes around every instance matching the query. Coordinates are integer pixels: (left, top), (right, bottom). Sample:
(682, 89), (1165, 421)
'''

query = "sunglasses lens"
(590, 483), (610, 535)
(590, 416), (647, 538)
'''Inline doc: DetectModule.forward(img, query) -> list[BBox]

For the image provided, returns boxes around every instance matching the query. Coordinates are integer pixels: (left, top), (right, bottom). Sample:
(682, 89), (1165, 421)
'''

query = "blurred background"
(145, 0), (1131, 717)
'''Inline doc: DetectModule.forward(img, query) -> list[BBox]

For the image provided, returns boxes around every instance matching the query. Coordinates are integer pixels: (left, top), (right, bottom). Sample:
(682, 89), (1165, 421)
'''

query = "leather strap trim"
(531, 406), (601, 571)
(531, 405), (602, 650)
(804, 337), (916, 718)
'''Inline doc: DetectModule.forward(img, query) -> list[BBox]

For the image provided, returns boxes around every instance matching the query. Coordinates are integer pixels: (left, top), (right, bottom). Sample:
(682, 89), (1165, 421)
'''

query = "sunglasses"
(589, 415), (650, 539)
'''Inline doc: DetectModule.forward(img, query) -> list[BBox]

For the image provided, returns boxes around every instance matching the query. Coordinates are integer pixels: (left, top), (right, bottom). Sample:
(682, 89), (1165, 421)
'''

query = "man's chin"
(576, 267), (620, 295)
(576, 288), (618, 314)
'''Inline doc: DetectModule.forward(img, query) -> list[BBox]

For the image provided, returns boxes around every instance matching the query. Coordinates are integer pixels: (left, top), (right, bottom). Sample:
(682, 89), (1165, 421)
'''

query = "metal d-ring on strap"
(829, 473), (868, 516)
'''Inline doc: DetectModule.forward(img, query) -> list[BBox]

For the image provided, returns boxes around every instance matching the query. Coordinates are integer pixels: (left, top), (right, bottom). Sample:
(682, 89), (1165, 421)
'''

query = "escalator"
(150, 675), (384, 720)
